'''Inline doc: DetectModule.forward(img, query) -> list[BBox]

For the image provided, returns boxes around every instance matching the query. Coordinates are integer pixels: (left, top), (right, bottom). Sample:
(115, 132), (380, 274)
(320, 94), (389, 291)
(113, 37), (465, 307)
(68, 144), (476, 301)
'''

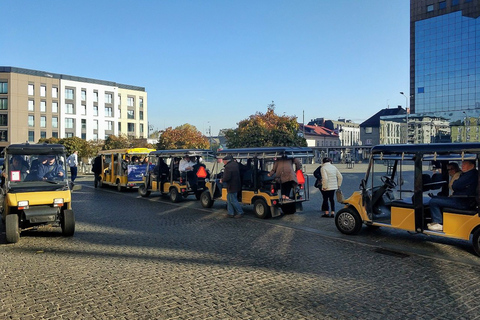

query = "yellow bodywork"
(3, 190), (72, 216)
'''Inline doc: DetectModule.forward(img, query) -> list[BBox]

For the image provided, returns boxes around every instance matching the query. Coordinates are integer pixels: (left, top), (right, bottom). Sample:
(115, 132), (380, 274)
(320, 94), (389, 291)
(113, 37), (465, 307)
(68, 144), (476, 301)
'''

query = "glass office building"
(411, 0), (480, 142)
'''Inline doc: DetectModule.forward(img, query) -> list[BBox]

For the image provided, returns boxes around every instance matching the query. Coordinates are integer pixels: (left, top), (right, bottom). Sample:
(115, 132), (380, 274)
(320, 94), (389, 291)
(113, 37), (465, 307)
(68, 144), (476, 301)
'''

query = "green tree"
(224, 103), (306, 148)
(157, 124), (209, 150)
(38, 137), (61, 144)
(59, 137), (87, 156)
(103, 134), (130, 150)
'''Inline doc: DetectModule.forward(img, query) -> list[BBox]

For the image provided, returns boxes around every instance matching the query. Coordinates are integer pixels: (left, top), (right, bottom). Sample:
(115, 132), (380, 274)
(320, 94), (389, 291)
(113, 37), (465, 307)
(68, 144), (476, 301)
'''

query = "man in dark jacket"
(220, 155), (244, 218)
(92, 155), (103, 188)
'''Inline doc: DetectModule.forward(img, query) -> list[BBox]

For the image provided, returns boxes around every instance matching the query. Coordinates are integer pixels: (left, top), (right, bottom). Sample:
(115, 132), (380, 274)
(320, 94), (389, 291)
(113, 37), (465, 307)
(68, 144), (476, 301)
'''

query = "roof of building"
(360, 106), (407, 127)
(0, 66), (145, 92)
(299, 124), (339, 137)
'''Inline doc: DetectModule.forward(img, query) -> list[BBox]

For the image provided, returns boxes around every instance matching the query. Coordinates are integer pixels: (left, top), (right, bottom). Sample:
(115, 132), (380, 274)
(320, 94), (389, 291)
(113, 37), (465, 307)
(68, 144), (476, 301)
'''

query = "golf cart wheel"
(116, 180), (125, 192)
(254, 199), (270, 219)
(200, 190), (214, 208)
(61, 209), (75, 237)
(138, 184), (151, 197)
(281, 202), (296, 215)
(170, 187), (181, 203)
(473, 228), (480, 257)
(5, 214), (20, 243)
(335, 207), (363, 235)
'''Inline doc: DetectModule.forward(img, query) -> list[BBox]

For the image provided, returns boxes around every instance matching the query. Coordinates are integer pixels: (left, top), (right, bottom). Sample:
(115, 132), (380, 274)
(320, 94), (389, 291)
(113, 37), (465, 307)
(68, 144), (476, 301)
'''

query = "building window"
(0, 114), (8, 126)
(81, 133), (86, 140)
(40, 101), (46, 113)
(139, 111), (144, 120)
(81, 90), (86, 101)
(427, 4), (434, 12)
(52, 87), (58, 98)
(82, 104), (86, 115)
(118, 122), (121, 132)
(0, 98), (7, 110)
(139, 98), (143, 108)
(65, 118), (74, 129)
(0, 82), (7, 94)
(118, 95), (121, 106)
(418, 87), (425, 94)
(28, 115), (34, 127)
(0, 130), (7, 142)
(66, 103), (74, 114)
(28, 131), (34, 142)
(127, 110), (135, 119)
(65, 132), (74, 138)
(28, 100), (34, 111)
(93, 105), (98, 116)
(28, 84), (34, 95)
(65, 88), (74, 100)
(40, 85), (46, 97)
(117, 108), (121, 119)
(127, 97), (134, 107)
(93, 133), (98, 140)
(52, 131), (58, 138)
(105, 107), (112, 117)
(94, 91), (98, 102)
(365, 127), (373, 134)
(439, 1), (446, 9)
(52, 117), (58, 128)
(40, 116), (46, 128)
(40, 131), (46, 139)
(93, 120), (98, 130)
(105, 120), (113, 131)
(52, 101), (58, 113)
(140, 123), (144, 133)
(105, 93), (113, 104)
(128, 123), (135, 132)
(452, 0), (459, 5)
(81, 119), (86, 129)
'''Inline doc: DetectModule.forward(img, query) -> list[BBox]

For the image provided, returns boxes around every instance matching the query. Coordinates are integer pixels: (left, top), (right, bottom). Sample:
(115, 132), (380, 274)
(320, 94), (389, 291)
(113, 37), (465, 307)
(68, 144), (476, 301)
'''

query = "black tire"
(138, 184), (151, 197)
(335, 207), (363, 235)
(200, 190), (214, 208)
(117, 180), (125, 192)
(5, 214), (20, 243)
(195, 191), (202, 200)
(254, 199), (270, 219)
(472, 228), (480, 257)
(61, 209), (75, 237)
(170, 187), (181, 203)
(281, 202), (296, 215)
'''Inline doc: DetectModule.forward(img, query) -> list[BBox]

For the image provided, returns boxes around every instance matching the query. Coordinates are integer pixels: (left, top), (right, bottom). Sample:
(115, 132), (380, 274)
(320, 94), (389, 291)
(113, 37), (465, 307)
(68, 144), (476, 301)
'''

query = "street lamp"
(400, 92), (409, 143)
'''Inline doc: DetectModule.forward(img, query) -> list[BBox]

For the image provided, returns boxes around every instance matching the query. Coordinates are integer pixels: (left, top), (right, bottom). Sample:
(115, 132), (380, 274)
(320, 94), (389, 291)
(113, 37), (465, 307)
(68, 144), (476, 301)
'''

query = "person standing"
(67, 151), (78, 184)
(92, 155), (103, 188)
(268, 157), (302, 199)
(220, 155), (244, 218)
(320, 158), (343, 218)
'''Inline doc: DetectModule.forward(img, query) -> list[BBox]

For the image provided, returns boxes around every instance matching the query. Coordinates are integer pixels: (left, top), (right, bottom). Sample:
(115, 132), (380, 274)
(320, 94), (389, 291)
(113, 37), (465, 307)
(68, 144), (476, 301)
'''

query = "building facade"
(411, 0), (480, 141)
(0, 67), (148, 150)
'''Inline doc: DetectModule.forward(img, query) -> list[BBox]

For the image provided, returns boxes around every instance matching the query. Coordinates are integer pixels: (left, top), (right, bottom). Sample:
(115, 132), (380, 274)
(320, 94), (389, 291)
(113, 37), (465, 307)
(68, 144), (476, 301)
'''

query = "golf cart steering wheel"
(381, 176), (397, 188)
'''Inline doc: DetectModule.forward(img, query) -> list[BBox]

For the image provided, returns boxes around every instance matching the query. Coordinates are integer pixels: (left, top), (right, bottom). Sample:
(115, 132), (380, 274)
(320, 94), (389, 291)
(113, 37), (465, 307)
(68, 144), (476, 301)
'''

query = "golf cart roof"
(371, 143), (480, 161)
(216, 147), (312, 159)
(98, 148), (155, 156)
(5, 143), (66, 155)
(149, 149), (213, 158)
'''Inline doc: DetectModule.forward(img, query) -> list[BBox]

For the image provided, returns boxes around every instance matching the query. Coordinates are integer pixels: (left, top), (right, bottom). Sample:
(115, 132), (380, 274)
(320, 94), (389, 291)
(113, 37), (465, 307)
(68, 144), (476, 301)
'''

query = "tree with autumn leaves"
(224, 104), (306, 148)
(157, 124), (209, 150)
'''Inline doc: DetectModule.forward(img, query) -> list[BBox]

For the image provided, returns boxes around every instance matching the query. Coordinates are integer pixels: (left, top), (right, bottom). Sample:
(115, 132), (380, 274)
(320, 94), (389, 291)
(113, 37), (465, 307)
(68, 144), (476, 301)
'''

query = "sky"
(1, 0), (410, 137)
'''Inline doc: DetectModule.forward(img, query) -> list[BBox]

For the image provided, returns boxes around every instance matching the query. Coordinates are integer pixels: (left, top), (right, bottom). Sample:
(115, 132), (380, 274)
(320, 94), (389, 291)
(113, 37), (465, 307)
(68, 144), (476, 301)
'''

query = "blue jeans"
(70, 166), (78, 182)
(227, 192), (243, 216)
(429, 196), (472, 224)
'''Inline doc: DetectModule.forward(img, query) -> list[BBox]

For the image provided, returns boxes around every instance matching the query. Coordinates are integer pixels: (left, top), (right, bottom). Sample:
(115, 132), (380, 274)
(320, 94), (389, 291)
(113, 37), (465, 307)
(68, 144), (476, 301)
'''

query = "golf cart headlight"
(53, 198), (64, 207)
(18, 201), (29, 210)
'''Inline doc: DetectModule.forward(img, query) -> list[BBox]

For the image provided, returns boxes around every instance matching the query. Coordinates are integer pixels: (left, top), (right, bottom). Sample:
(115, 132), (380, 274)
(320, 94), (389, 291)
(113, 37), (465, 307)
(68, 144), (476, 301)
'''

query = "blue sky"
(1, 0), (410, 137)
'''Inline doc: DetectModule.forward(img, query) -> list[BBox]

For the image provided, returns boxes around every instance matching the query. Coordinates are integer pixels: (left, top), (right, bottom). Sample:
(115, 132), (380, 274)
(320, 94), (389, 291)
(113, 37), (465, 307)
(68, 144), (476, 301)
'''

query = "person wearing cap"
(220, 155), (244, 218)
(27, 155), (65, 181)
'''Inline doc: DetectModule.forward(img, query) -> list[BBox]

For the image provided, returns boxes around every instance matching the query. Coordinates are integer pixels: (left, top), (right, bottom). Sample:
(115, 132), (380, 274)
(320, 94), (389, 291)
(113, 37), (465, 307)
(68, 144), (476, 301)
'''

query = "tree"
(157, 124), (209, 150)
(59, 137), (87, 156)
(38, 137), (61, 144)
(103, 134), (130, 150)
(224, 103), (307, 148)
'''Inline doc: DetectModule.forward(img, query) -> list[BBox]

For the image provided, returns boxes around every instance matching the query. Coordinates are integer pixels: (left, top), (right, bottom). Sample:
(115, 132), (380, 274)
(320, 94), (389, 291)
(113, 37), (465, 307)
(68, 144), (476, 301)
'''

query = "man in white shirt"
(179, 155), (196, 187)
(67, 150), (78, 183)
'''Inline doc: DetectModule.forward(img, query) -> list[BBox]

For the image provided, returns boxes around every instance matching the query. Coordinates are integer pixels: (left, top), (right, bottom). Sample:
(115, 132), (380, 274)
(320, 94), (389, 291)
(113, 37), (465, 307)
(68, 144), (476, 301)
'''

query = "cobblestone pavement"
(0, 173), (479, 319)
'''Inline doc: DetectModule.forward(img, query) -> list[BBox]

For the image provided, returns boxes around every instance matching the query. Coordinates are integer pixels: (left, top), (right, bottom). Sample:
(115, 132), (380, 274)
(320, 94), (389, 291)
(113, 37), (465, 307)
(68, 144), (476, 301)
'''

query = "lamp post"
(400, 92), (409, 143)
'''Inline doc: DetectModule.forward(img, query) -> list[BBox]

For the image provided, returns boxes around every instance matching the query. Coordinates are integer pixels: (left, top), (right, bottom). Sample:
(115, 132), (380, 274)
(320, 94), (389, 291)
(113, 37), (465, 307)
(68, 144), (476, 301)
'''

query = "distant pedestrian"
(320, 158), (343, 218)
(67, 151), (78, 183)
(220, 155), (244, 218)
(92, 155), (103, 188)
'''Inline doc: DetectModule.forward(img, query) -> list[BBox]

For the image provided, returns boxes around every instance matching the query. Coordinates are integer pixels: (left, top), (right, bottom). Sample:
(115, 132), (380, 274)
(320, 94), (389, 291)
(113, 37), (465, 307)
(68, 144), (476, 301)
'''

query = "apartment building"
(0, 67), (148, 150)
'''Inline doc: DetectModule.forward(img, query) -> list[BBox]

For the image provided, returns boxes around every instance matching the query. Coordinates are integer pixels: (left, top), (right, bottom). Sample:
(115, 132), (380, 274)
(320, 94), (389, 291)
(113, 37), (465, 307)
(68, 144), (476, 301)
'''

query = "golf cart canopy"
(216, 147), (312, 160)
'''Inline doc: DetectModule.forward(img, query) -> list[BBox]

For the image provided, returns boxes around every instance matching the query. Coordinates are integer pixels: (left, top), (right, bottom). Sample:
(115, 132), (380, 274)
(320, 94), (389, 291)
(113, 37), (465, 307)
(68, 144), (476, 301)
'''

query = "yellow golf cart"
(335, 143), (480, 256)
(97, 147), (155, 191)
(138, 149), (213, 202)
(200, 147), (312, 218)
(1, 143), (80, 243)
